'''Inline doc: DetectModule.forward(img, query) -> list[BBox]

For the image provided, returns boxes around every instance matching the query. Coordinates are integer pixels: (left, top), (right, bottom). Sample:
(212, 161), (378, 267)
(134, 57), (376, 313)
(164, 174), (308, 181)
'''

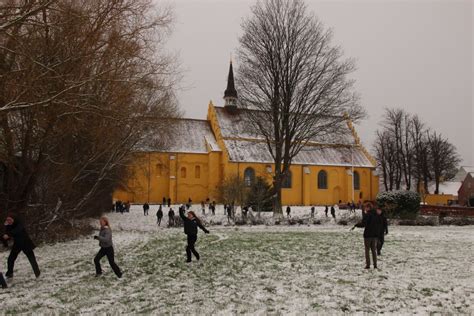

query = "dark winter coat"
(157, 208), (163, 219)
(360, 210), (384, 238)
(4, 221), (36, 250)
(179, 208), (209, 236)
(168, 209), (175, 217)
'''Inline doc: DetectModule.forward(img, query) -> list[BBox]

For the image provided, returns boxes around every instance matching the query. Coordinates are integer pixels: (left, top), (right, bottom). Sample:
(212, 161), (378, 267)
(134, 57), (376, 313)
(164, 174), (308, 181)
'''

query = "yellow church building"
(113, 62), (379, 206)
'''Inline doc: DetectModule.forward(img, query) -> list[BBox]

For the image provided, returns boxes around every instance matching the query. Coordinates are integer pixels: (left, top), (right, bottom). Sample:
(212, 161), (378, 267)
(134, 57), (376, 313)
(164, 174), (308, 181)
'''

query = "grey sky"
(164, 0), (473, 165)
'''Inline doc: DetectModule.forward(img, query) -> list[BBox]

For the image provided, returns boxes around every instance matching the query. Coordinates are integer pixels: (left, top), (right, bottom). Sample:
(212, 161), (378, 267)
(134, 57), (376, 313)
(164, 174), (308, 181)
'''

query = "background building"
(113, 63), (378, 205)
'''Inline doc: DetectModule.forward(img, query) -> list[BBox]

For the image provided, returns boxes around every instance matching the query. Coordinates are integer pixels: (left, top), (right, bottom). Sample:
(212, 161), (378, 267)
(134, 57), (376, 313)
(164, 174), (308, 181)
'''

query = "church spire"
(224, 60), (238, 110)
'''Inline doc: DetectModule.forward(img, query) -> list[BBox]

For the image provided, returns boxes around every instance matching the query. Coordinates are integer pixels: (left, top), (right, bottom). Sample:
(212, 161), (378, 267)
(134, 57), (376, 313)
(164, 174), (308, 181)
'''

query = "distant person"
(156, 205), (163, 226)
(226, 205), (232, 223)
(179, 208), (209, 263)
(310, 206), (315, 218)
(377, 207), (389, 255)
(0, 272), (6, 288)
(168, 208), (175, 227)
(167, 197), (171, 208)
(242, 206), (249, 219)
(143, 202), (150, 216)
(286, 206), (291, 218)
(330, 205), (336, 219)
(93, 216), (122, 278)
(162, 197), (166, 206)
(3, 214), (40, 279)
(211, 201), (216, 215)
(325, 205), (328, 217)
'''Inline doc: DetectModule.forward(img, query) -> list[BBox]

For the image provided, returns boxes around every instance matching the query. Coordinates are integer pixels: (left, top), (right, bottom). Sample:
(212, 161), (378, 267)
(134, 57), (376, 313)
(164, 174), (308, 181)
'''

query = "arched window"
(282, 170), (292, 188)
(244, 167), (255, 187)
(317, 170), (328, 189)
(195, 165), (201, 179)
(354, 171), (360, 190)
(156, 163), (162, 176)
(180, 167), (187, 178)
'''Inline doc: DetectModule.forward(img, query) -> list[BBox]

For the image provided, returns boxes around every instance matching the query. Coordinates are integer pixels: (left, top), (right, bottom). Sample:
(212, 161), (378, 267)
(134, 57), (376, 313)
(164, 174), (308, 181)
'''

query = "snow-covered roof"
(428, 181), (462, 196)
(453, 166), (474, 181)
(214, 106), (354, 145)
(138, 119), (220, 154)
(223, 139), (373, 167)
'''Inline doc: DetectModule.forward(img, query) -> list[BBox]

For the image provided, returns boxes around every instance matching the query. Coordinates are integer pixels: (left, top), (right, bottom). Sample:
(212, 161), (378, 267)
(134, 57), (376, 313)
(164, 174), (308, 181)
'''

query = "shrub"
(246, 177), (273, 212)
(376, 190), (421, 219)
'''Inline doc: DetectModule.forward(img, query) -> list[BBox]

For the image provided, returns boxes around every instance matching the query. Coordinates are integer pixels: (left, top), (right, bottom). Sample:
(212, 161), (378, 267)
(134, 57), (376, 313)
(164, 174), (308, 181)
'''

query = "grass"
(0, 226), (473, 314)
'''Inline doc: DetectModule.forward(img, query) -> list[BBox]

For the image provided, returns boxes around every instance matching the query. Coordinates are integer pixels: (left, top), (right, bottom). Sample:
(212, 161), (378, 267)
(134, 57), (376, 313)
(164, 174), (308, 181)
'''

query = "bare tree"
(427, 131), (460, 194)
(374, 109), (460, 195)
(237, 0), (365, 215)
(0, 0), (180, 239)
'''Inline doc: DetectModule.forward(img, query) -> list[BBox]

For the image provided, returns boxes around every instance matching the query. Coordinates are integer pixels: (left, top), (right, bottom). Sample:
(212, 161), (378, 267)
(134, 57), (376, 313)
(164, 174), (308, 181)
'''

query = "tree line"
(373, 108), (460, 195)
(0, 0), (179, 240)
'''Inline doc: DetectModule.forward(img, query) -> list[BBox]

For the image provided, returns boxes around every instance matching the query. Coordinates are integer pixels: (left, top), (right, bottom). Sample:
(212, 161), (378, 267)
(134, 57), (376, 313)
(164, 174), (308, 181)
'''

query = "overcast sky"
(163, 0), (473, 165)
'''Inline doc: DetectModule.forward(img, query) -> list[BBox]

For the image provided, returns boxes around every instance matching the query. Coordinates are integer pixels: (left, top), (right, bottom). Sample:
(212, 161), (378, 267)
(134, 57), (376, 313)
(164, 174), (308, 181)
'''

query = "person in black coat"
(179, 208), (209, 262)
(167, 198), (171, 208)
(156, 205), (163, 226)
(324, 205), (328, 217)
(330, 205), (336, 219)
(2, 215), (40, 278)
(168, 208), (175, 227)
(286, 206), (291, 218)
(377, 208), (389, 255)
(143, 203), (150, 216)
(352, 203), (383, 269)
(310, 206), (315, 218)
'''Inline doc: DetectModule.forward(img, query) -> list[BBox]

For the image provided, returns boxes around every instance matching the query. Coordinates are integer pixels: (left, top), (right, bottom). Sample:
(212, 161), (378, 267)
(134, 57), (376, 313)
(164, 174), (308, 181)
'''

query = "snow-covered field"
(1, 205), (473, 314)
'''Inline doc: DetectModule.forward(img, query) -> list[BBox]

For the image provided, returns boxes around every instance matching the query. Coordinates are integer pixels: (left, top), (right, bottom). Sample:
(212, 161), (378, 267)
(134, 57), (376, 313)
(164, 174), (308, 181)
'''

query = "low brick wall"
(420, 205), (474, 217)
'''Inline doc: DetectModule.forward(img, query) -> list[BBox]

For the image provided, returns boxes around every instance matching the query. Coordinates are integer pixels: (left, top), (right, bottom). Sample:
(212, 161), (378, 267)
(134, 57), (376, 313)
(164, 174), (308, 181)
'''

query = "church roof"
(223, 139), (373, 167)
(214, 106), (355, 145)
(224, 62), (238, 99)
(137, 119), (220, 154)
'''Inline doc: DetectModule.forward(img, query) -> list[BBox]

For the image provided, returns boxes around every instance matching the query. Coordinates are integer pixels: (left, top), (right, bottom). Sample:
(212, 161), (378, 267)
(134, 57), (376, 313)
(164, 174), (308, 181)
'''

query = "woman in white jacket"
(93, 216), (122, 278)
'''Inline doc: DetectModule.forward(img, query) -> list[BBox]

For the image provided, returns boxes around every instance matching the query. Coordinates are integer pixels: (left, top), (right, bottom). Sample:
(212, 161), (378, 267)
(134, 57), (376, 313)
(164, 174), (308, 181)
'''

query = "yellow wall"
(113, 102), (379, 206)
(425, 194), (456, 206)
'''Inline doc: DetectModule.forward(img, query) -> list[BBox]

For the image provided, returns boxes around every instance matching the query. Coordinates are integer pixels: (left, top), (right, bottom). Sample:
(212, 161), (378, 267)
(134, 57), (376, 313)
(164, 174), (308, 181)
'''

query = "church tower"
(224, 60), (238, 111)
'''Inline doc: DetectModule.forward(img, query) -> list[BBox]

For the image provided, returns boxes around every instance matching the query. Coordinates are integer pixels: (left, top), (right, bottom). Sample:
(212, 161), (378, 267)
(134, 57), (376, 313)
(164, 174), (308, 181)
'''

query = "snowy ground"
(0, 205), (473, 314)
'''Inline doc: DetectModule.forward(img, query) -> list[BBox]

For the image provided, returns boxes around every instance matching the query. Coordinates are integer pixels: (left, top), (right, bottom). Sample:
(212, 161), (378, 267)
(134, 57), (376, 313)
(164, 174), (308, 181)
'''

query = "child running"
(179, 207), (209, 263)
(93, 216), (122, 278)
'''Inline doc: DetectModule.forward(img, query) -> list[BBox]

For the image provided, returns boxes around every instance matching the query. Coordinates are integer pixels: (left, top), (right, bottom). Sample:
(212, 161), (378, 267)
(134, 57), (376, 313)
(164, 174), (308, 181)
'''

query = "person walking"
(168, 208), (175, 227)
(286, 206), (291, 218)
(93, 216), (122, 278)
(156, 205), (163, 226)
(179, 208), (209, 262)
(330, 205), (336, 219)
(167, 198), (171, 208)
(310, 206), (315, 218)
(3, 214), (40, 279)
(352, 203), (383, 269)
(143, 203), (150, 216)
(377, 208), (388, 255)
(324, 205), (328, 217)
(211, 201), (216, 216)
(162, 197), (166, 206)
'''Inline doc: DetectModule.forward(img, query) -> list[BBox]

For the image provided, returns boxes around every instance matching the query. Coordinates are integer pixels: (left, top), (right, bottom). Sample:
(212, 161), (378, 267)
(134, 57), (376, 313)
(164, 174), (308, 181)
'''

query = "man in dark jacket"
(3, 215), (41, 278)
(143, 203), (150, 216)
(179, 208), (209, 262)
(377, 208), (388, 255)
(156, 205), (163, 226)
(286, 206), (291, 218)
(168, 208), (175, 227)
(353, 204), (384, 269)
